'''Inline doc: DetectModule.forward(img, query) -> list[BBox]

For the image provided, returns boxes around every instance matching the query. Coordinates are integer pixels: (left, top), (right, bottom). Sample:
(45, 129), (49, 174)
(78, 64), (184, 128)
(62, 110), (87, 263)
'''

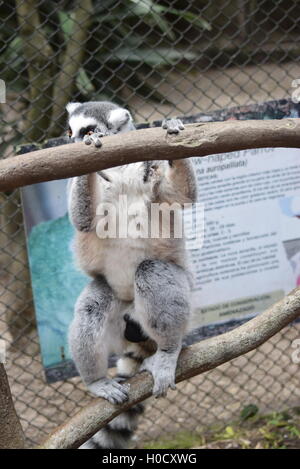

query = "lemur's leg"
(69, 276), (129, 404)
(134, 260), (191, 397)
(81, 343), (146, 450)
(81, 318), (151, 449)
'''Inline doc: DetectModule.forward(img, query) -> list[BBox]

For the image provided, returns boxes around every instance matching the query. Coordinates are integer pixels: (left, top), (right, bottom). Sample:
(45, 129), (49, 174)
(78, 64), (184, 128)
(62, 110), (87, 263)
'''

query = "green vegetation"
(142, 407), (300, 449)
(0, 0), (209, 144)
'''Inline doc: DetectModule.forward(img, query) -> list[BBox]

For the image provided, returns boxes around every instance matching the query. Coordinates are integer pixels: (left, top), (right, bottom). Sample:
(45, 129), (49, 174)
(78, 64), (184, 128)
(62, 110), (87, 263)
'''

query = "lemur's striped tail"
(80, 342), (152, 449)
(80, 404), (145, 449)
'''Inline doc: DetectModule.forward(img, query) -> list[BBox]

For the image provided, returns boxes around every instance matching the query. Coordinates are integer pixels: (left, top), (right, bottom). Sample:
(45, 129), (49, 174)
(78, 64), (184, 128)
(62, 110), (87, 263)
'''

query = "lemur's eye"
(67, 127), (72, 137)
(79, 126), (96, 138)
(86, 125), (96, 135)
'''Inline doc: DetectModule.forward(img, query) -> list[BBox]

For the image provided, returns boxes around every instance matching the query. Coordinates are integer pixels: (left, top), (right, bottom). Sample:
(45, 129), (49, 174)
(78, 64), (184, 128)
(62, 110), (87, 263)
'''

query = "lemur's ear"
(108, 108), (132, 128)
(66, 102), (81, 114)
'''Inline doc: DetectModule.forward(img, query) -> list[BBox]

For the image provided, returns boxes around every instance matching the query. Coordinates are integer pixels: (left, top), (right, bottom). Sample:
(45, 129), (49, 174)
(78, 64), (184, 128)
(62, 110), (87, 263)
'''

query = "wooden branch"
(1, 118), (300, 192)
(39, 287), (300, 449)
(0, 364), (25, 449)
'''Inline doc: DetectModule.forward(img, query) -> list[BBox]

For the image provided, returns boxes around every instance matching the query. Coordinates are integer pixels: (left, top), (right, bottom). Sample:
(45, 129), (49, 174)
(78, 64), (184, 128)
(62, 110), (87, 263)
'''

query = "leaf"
(129, 2), (211, 31)
(58, 11), (75, 40)
(240, 404), (259, 421)
(100, 47), (198, 66)
(165, 8), (212, 31)
(76, 68), (95, 95)
(129, 0), (164, 17)
(1, 36), (23, 59)
(289, 426), (300, 438)
(224, 426), (235, 438)
(0, 36), (27, 89)
(128, 0), (175, 40)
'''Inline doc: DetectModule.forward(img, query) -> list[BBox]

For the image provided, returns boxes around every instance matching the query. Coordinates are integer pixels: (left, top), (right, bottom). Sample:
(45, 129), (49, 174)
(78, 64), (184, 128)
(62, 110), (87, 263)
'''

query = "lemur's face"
(66, 101), (134, 142)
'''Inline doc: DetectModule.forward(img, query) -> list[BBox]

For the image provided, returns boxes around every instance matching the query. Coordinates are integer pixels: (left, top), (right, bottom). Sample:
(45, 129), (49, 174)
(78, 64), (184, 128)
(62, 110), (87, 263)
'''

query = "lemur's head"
(66, 101), (134, 142)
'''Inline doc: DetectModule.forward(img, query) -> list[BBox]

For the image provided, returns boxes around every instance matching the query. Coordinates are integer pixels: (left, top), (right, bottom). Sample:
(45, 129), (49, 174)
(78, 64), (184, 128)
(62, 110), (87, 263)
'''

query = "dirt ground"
(1, 61), (300, 448)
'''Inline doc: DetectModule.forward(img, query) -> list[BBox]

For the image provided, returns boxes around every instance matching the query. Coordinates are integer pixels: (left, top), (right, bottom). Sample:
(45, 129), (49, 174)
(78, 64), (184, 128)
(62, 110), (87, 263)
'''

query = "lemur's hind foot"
(140, 349), (178, 398)
(87, 378), (129, 404)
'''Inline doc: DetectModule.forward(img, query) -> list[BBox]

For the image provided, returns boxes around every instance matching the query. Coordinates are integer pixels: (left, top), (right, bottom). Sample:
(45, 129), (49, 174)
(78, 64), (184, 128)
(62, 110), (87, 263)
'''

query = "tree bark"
(49, 1), (93, 137)
(38, 286), (300, 449)
(0, 364), (25, 449)
(16, 0), (55, 142)
(1, 118), (300, 192)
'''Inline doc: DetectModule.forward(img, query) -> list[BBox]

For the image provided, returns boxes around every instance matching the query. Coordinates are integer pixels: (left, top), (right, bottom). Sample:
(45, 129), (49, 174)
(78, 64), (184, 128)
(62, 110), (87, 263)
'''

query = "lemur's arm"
(159, 119), (197, 205)
(67, 173), (99, 232)
(67, 105), (135, 232)
(160, 159), (197, 204)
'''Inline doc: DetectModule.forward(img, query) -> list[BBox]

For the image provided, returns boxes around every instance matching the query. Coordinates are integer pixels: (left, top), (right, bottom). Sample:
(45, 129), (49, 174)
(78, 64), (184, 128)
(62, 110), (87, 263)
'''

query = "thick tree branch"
(0, 364), (25, 449)
(39, 287), (300, 449)
(1, 118), (300, 192)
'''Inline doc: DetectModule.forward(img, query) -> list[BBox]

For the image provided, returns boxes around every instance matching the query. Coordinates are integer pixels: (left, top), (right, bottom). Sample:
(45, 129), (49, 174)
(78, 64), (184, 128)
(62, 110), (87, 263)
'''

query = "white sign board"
(188, 147), (300, 329)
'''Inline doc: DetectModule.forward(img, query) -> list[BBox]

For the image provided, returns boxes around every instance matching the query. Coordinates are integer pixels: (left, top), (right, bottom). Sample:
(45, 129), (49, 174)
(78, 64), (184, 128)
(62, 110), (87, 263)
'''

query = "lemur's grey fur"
(66, 101), (197, 449)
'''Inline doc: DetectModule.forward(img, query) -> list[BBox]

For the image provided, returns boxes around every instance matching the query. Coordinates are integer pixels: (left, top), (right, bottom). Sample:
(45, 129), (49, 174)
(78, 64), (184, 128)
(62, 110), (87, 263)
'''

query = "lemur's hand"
(83, 129), (103, 148)
(162, 118), (184, 134)
(162, 118), (185, 167)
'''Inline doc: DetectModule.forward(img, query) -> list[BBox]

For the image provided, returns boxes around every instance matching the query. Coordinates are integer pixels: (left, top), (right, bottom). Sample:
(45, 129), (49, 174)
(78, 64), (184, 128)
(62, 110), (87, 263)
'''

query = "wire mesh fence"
(0, 0), (300, 448)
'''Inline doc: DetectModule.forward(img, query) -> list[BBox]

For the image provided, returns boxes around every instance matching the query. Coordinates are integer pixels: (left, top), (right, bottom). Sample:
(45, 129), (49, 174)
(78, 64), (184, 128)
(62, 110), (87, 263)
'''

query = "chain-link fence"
(1, 0), (300, 448)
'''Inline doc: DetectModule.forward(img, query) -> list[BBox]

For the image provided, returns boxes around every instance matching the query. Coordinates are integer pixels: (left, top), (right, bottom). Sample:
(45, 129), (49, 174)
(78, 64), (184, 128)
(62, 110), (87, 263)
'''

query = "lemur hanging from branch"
(66, 101), (197, 449)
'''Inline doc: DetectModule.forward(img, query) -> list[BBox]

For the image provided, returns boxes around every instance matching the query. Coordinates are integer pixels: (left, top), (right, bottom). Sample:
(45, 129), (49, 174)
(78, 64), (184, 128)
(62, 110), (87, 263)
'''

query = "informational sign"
(187, 147), (300, 330)
(21, 99), (300, 382)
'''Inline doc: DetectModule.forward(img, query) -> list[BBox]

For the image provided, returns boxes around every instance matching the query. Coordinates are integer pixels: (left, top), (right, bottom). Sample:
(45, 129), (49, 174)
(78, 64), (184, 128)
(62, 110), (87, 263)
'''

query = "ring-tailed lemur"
(66, 101), (197, 449)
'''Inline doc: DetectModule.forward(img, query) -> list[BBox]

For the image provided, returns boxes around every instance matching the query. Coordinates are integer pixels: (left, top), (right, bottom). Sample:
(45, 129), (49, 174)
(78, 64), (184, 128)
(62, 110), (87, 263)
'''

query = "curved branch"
(38, 287), (300, 449)
(1, 118), (300, 191)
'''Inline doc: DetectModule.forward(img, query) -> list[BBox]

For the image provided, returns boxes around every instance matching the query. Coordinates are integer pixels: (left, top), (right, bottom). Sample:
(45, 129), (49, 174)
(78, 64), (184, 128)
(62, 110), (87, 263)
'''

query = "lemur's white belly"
(75, 232), (152, 301)
(102, 240), (148, 301)
(74, 230), (186, 301)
